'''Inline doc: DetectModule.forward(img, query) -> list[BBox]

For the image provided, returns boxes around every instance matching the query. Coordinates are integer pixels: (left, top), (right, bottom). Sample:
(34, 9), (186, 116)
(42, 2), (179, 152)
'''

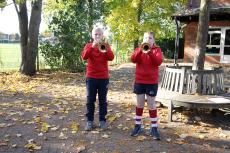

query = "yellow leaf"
(34, 117), (41, 123)
(41, 122), (49, 133)
(71, 122), (79, 134)
(24, 142), (41, 150)
(106, 114), (117, 123)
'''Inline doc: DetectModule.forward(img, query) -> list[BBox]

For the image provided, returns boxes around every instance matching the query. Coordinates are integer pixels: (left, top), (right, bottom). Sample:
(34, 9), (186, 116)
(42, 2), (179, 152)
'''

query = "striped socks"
(135, 107), (143, 125)
(149, 109), (158, 127)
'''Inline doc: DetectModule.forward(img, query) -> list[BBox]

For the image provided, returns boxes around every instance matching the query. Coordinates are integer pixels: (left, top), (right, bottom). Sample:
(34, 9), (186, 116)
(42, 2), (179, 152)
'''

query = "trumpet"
(141, 43), (151, 53)
(99, 43), (107, 52)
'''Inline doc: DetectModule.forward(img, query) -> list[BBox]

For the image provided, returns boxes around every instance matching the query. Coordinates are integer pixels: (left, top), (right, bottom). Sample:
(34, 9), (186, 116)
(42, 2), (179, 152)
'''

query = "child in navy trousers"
(81, 27), (114, 131)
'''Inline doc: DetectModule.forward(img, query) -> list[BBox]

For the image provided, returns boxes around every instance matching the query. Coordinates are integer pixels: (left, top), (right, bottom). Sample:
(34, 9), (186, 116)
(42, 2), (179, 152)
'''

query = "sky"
(0, 2), (47, 34)
(0, 1), (109, 37)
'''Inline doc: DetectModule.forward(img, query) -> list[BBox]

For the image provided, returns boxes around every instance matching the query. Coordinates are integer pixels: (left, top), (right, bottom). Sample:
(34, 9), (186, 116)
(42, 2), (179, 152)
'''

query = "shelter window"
(206, 28), (221, 55)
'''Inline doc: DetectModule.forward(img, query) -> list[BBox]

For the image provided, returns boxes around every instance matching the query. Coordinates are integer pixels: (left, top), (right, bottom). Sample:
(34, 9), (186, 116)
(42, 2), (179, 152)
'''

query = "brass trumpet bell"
(141, 43), (151, 53)
(99, 43), (107, 52)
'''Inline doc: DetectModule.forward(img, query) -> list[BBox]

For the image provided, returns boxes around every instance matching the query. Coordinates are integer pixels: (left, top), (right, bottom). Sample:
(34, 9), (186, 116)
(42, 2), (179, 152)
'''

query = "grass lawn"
(0, 43), (21, 71)
(0, 43), (47, 72)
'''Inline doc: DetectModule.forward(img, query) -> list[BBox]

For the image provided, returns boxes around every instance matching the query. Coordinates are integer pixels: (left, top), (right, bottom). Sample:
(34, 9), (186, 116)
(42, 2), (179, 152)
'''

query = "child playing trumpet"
(130, 32), (163, 140)
(81, 27), (114, 131)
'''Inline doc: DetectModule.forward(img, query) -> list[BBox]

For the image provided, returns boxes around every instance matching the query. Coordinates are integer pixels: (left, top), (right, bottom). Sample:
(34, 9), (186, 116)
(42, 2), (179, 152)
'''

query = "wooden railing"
(160, 66), (225, 95)
(186, 68), (224, 94)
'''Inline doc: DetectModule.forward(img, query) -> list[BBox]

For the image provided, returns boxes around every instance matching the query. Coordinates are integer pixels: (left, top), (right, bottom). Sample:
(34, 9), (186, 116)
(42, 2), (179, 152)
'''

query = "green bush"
(156, 39), (175, 59)
(156, 38), (184, 59)
(39, 3), (91, 72)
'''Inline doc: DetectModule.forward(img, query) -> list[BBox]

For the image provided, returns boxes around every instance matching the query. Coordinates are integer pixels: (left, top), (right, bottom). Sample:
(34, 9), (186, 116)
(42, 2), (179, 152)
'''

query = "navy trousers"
(86, 78), (109, 122)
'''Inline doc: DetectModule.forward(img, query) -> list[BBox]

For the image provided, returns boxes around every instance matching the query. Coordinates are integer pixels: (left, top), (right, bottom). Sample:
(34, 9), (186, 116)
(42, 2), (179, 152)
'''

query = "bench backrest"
(161, 67), (185, 94)
(160, 66), (225, 95)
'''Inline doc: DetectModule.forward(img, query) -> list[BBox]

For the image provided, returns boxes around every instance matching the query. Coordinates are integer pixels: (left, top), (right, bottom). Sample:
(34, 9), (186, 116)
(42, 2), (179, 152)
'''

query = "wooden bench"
(157, 90), (230, 121)
(157, 65), (229, 122)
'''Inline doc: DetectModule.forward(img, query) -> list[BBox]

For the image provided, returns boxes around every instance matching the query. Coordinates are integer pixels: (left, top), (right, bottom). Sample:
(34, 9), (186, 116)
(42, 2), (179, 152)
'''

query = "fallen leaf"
(122, 127), (129, 130)
(41, 122), (50, 133)
(166, 138), (171, 142)
(106, 114), (117, 123)
(71, 122), (79, 134)
(91, 131), (100, 134)
(0, 142), (7, 146)
(24, 142), (41, 151)
(199, 135), (205, 139)
(102, 134), (110, 139)
(219, 133), (228, 138)
(59, 132), (67, 140)
(76, 144), (86, 153)
(12, 144), (17, 148)
(51, 126), (59, 131)
(136, 136), (146, 141)
(179, 134), (188, 139)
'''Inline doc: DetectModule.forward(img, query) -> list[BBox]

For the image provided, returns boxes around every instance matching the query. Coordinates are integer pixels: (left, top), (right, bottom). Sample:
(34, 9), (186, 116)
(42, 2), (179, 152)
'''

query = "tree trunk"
(17, 1), (28, 72)
(24, 0), (42, 75)
(134, 0), (143, 49)
(192, 0), (210, 70)
(16, 0), (42, 76)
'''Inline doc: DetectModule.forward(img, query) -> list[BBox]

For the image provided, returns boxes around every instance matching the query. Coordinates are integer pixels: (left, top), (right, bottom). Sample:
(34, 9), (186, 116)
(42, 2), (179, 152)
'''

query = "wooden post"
(168, 100), (173, 122)
(36, 49), (39, 71)
(174, 18), (180, 66)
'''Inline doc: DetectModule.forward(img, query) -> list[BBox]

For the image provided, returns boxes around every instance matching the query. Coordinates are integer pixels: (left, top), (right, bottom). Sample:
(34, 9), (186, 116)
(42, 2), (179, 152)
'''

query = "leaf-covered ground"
(0, 63), (230, 153)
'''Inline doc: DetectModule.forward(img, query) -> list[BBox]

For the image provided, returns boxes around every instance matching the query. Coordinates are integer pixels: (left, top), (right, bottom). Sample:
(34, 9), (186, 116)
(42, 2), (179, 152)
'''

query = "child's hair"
(92, 26), (103, 35)
(144, 32), (155, 38)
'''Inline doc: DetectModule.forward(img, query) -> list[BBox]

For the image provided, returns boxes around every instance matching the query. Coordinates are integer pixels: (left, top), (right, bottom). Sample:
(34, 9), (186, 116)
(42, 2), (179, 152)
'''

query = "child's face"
(92, 29), (103, 43)
(143, 33), (155, 47)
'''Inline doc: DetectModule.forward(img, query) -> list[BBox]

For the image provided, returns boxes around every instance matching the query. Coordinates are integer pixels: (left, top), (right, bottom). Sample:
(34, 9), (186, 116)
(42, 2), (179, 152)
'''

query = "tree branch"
(12, 0), (19, 14)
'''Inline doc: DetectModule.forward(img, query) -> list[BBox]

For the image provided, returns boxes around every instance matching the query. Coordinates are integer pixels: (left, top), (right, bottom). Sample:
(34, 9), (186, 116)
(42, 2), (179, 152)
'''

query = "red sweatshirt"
(81, 43), (114, 79)
(131, 46), (163, 84)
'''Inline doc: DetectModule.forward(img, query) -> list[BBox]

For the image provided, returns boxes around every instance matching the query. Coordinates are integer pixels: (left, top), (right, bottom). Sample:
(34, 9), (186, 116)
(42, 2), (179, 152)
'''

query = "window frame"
(206, 26), (230, 57)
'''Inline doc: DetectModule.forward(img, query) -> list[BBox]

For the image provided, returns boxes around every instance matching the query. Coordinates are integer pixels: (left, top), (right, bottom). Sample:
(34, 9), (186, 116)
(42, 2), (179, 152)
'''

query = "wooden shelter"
(172, 0), (230, 64)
